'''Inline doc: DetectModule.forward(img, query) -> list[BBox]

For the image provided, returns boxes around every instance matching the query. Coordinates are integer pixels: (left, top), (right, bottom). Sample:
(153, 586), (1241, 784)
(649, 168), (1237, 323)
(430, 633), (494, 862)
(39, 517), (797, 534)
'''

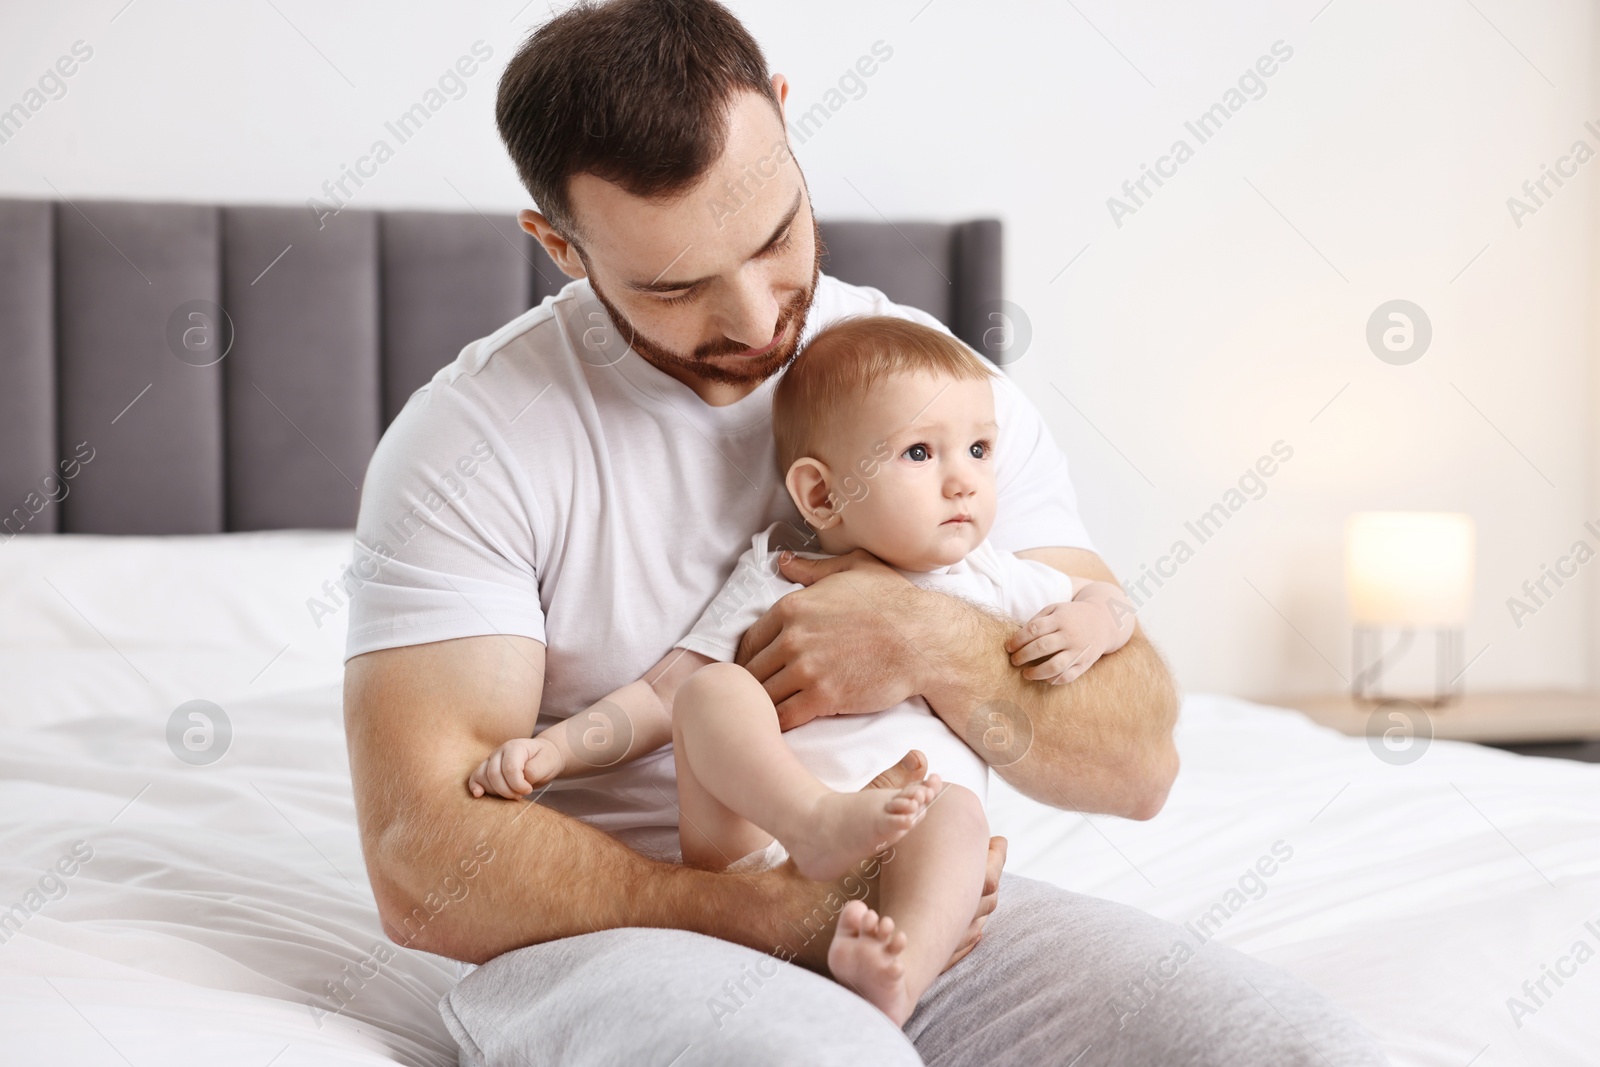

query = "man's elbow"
(371, 872), (493, 964)
(365, 831), (488, 963)
(1122, 737), (1179, 821)
(1120, 640), (1181, 820)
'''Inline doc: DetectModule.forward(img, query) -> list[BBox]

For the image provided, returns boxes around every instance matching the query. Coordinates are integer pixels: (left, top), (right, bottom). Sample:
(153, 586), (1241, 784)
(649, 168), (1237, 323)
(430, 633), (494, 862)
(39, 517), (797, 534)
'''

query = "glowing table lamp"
(1345, 512), (1475, 706)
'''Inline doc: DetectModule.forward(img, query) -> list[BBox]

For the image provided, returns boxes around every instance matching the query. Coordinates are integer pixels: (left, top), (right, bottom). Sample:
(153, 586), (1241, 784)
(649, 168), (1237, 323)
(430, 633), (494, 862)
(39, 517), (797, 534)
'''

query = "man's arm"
(738, 548), (1180, 819)
(343, 633), (1003, 965)
(990, 545), (1178, 816)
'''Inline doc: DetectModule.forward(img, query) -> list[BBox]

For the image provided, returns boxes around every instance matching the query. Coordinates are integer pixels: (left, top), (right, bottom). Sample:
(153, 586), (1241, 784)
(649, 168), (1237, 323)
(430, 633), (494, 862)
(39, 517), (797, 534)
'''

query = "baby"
(468, 315), (1135, 1024)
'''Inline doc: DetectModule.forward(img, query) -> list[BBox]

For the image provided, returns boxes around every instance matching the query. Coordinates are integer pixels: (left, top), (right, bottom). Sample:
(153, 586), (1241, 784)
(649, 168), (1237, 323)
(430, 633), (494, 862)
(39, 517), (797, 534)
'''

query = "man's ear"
(785, 457), (840, 531)
(519, 209), (586, 280)
(770, 73), (789, 118)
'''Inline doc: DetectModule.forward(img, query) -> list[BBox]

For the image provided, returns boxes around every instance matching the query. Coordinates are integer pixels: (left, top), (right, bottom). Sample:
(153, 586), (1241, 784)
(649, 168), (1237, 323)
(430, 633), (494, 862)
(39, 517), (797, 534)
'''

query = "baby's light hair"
(773, 316), (995, 473)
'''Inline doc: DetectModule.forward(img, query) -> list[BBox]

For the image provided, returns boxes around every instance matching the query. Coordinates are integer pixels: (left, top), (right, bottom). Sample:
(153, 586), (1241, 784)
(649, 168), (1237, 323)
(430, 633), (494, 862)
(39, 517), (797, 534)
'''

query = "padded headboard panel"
(0, 198), (1001, 535)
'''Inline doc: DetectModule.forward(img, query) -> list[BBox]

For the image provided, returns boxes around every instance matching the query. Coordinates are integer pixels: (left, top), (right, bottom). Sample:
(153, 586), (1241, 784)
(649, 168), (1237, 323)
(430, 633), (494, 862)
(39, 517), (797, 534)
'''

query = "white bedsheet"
(1, 532), (1596, 1066)
(988, 703), (1600, 1067)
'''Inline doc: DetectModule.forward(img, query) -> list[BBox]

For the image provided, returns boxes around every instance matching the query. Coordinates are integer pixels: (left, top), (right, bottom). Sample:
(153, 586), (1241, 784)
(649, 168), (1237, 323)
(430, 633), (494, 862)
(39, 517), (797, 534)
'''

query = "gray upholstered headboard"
(0, 198), (1000, 535)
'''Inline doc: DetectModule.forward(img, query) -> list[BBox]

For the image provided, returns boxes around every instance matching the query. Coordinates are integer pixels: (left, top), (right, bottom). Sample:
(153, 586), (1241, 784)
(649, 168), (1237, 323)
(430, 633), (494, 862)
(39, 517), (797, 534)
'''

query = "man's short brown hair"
(773, 316), (995, 473)
(496, 0), (780, 238)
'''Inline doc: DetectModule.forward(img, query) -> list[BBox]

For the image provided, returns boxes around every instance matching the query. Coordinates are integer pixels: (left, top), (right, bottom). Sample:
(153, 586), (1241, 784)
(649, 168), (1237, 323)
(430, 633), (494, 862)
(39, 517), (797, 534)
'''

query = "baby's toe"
(837, 898), (869, 936)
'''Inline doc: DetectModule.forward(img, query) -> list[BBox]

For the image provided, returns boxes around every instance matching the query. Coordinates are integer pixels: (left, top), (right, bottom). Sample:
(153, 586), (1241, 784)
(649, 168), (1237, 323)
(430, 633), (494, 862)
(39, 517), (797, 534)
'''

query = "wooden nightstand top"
(1259, 690), (1600, 744)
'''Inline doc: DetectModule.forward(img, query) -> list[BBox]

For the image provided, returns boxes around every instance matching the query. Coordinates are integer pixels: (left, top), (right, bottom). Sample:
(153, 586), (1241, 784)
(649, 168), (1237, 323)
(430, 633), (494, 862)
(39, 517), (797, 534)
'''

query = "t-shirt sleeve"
(343, 380), (545, 663)
(674, 542), (791, 663)
(985, 374), (1095, 555)
(832, 283), (1096, 555)
(989, 549), (1082, 625)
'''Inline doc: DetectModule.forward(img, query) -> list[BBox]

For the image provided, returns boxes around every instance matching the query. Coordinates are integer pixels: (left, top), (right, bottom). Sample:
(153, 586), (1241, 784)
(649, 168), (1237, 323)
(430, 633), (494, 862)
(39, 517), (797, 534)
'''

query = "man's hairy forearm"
(344, 638), (845, 967)
(906, 587), (1180, 817)
(361, 778), (806, 965)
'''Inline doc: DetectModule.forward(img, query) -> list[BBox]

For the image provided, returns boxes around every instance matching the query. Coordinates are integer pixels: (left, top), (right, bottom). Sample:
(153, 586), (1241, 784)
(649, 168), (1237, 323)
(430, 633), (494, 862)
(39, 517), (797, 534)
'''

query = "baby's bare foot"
(828, 899), (915, 1026)
(783, 776), (942, 881)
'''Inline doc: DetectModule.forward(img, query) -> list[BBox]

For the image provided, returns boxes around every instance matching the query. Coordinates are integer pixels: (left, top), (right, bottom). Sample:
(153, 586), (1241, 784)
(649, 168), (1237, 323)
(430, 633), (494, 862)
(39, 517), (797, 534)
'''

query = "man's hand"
(736, 549), (924, 731)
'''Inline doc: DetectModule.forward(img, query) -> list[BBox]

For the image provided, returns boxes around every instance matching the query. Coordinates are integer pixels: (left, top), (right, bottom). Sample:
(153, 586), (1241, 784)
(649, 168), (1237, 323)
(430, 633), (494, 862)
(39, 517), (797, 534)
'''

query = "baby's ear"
(785, 457), (840, 530)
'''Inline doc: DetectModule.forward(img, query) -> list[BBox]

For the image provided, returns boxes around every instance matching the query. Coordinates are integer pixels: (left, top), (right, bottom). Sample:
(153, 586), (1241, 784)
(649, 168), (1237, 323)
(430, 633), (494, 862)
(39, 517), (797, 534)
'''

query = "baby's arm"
(1005, 577), (1136, 686)
(468, 648), (712, 798)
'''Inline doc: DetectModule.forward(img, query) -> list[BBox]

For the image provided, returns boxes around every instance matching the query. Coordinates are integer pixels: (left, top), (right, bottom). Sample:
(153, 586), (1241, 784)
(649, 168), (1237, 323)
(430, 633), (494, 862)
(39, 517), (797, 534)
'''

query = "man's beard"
(582, 221), (824, 387)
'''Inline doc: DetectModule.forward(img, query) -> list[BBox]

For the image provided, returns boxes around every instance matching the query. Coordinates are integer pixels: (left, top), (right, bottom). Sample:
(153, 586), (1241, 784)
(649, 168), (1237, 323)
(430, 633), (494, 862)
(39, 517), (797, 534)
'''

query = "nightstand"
(1262, 690), (1600, 763)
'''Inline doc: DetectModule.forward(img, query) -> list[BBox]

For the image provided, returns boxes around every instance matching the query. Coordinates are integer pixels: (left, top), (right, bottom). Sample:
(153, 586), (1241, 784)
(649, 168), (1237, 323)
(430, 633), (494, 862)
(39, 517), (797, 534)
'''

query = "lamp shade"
(1345, 512), (1475, 627)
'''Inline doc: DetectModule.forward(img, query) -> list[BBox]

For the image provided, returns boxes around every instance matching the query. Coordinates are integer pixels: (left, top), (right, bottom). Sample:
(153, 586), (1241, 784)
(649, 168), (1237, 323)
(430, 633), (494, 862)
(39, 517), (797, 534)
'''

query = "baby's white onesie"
(674, 521), (1079, 866)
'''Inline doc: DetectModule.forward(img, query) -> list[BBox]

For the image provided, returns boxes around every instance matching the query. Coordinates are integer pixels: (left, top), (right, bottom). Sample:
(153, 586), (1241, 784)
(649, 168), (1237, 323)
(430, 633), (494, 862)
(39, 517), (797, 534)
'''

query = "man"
(342, 1), (1388, 1063)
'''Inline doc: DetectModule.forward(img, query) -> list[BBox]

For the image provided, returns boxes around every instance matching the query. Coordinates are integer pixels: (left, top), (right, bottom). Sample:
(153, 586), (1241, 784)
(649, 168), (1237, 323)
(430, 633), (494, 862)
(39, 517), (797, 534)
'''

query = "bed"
(2, 198), (1596, 1066)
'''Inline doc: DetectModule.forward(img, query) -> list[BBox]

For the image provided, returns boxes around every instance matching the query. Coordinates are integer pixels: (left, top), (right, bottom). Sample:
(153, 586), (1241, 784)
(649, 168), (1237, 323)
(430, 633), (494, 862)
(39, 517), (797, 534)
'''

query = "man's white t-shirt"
(343, 274), (1094, 862)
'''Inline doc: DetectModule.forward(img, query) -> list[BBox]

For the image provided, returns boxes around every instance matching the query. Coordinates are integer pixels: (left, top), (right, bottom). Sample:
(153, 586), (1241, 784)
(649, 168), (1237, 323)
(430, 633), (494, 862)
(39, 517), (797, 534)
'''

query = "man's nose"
(715, 271), (780, 350)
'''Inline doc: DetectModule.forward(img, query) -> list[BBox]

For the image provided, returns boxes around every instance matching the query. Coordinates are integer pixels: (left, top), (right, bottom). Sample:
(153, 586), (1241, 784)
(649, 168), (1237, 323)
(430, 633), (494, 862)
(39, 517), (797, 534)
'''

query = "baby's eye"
(969, 440), (991, 459)
(903, 443), (931, 462)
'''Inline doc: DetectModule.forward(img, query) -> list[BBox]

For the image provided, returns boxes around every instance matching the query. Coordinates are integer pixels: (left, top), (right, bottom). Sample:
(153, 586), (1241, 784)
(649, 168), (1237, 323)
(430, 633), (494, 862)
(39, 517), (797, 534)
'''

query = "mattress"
(1, 532), (1596, 1066)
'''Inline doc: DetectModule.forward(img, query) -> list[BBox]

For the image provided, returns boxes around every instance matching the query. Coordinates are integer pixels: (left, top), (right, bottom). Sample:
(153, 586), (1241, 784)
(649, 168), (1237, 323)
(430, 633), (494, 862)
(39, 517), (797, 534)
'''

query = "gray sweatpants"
(440, 873), (1389, 1066)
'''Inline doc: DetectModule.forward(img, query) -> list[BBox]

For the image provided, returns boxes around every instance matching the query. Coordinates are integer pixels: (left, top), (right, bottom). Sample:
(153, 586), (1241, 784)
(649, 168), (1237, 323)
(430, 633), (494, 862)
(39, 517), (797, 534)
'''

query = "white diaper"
(725, 838), (790, 873)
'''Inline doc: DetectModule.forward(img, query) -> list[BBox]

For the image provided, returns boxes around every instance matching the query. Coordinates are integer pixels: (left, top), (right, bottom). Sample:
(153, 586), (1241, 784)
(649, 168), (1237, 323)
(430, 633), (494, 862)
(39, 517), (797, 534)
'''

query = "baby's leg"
(827, 783), (988, 1026)
(673, 662), (941, 880)
(673, 706), (777, 871)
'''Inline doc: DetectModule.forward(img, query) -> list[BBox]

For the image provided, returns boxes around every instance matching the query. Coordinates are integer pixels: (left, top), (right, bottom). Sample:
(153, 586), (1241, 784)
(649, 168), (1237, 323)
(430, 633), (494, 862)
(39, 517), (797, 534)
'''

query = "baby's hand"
(468, 735), (564, 799)
(1006, 601), (1117, 685)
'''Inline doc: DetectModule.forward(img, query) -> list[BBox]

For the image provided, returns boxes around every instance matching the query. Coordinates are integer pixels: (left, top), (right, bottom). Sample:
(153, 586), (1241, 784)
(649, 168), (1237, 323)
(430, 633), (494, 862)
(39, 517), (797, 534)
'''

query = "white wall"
(2, 0), (1595, 700)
